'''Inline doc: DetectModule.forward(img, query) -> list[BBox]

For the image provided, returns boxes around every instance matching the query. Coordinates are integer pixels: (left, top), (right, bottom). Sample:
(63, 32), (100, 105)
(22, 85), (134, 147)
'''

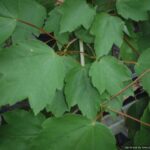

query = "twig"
(57, 50), (139, 65)
(86, 43), (96, 57)
(107, 106), (150, 127)
(95, 69), (150, 127)
(57, 50), (96, 59)
(44, 39), (54, 44)
(110, 69), (150, 100)
(63, 38), (77, 52)
(95, 105), (106, 121)
(56, 0), (64, 5)
(73, 108), (79, 114)
(16, 18), (63, 46)
(124, 36), (140, 56)
(122, 60), (137, 65)
(95, 104), (150, 128)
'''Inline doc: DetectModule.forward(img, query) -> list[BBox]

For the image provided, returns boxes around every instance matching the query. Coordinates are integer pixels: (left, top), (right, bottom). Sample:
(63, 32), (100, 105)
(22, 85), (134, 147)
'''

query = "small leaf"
(44, 7), (69, 48)
(0, 40), (66, 114)
(65, 66), (101, 119)
(0, 0), (46, 44)
(116, 0), (150, 21)
(75, 27), (94, 44)
(31, 115), (117, 150)
(135, 49), (150, 95)
(89, 56), (132, 97)
(60, 0), (95, 33)
(90, 13), (124, 57)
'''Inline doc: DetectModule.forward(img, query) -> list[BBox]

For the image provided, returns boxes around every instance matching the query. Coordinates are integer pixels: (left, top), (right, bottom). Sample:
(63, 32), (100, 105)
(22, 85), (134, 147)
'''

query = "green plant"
(0, 0), (150, 149)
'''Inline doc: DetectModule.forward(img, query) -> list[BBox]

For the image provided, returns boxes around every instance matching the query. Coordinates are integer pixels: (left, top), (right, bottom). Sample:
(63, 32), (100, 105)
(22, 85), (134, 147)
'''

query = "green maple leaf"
(44, 7), (69, 48)
(31, 115), (117, 150)
(60, 0), (95, 33)
(89, 56), (132, 97)
(90, 13), (124, 57)
(65, 66), (101, 119)
(0, 0), (46, 44)
(0, 40), (65, 114)
(135, 49), (150, 95)
(0, 110), (45, 150)
(116, 0), (150, 21)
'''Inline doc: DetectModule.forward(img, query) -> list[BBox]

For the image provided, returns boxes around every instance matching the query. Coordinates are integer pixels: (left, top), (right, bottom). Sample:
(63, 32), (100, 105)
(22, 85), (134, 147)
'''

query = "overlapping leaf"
(116, 0), (150, 21)
(46, 90), (68, 117)
(0, 0), (46, 44)
(95, 0), (116, 12)
(36, 0), (55, 11)
(0, 40), (66, 114)
(120, 39), (138, 61)
(30, 115), (117, 150)
(75, 27), (94, 44)
(90, 13), (124, 57)
(0, 110), (45, 150)
(134, 106), (150, 146)
(89, 56), (132, 98)
(44, 7), (69, 48)
(135, 49), (150, 95)
(126, 97), (148, 139)
(60, 0), (95, 33)
(0, 17), (16, 44)
(65, 66), (101, 119)
(62, 56), (80, 74)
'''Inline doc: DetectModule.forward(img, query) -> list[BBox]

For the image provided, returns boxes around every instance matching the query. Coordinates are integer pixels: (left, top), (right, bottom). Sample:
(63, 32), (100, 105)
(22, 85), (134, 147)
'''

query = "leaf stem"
(79, 40), (85, 66)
